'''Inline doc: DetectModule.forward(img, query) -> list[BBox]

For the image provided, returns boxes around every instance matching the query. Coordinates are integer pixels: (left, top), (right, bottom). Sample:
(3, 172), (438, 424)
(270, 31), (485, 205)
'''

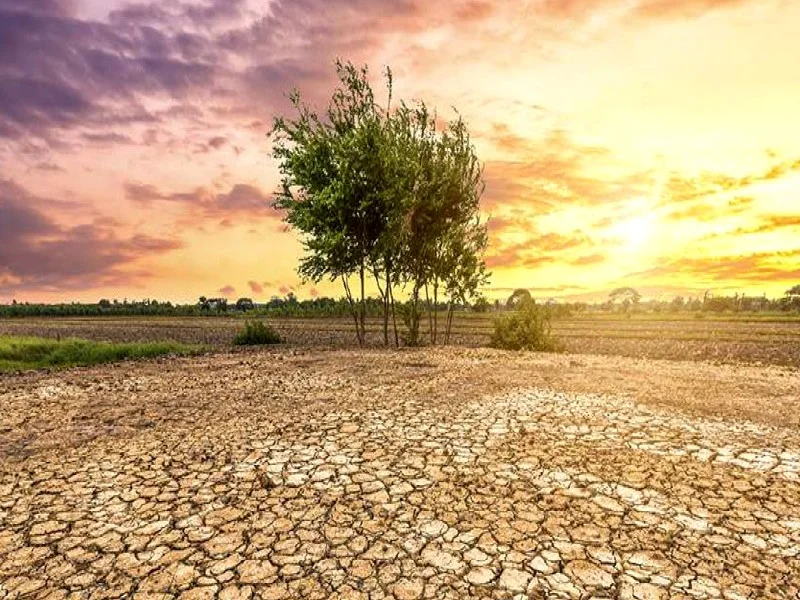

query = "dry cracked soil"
(0, 347), (798, 599)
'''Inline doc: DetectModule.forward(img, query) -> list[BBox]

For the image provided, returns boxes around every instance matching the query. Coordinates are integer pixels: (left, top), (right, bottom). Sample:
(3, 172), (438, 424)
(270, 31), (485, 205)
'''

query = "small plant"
(233, 321), (283, 346)
(489, 301), (562, 352)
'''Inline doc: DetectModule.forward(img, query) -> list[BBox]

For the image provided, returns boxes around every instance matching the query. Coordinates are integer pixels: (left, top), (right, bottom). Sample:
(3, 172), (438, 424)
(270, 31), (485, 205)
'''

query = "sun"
(617, 214), (655, 251)
(607, 199), (659, 255)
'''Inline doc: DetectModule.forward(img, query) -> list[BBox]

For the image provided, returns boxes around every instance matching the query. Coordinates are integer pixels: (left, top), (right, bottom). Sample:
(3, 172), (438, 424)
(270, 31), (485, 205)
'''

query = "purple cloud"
(0, 180), (182, 293)
(124, 181), (283, 220)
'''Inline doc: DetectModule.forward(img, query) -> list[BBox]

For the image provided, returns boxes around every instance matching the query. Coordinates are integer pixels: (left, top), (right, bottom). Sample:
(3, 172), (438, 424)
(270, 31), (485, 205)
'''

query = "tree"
(271, 60), (488, 347)
(272, 61), (390, 345)
(472, 296), (490, 313)
(235, 298), (255, 311)
(786, 285), (800, 311)
(391, 103), (488, 345)
(609, 287), (641, 313)
(507, 289), (533, 309)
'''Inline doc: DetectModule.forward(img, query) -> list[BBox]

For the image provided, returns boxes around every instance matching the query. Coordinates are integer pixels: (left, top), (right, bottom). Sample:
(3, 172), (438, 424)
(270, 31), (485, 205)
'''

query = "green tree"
(271, 61), (488, 346)
(392, 104), (488, 345)
(235, 298), (255, 311)
(609, 287), (641, 313)
(272, 61), (390, 345)
(507, 289), (533, 309)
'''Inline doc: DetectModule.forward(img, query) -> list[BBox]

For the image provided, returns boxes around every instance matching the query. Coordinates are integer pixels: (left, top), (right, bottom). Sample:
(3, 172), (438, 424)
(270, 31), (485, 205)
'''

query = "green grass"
(0, 336), (199, 372)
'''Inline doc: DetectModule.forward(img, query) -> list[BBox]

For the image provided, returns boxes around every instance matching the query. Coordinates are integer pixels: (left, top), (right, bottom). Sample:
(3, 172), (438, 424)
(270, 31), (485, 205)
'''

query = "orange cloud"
(486, 232), (592, 269)
(633, 250), (800, 284)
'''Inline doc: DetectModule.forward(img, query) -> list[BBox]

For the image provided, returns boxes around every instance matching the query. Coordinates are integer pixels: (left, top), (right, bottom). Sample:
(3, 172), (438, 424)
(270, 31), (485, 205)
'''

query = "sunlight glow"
(617, 214), (655, 251)
(608, 199), (659, 255)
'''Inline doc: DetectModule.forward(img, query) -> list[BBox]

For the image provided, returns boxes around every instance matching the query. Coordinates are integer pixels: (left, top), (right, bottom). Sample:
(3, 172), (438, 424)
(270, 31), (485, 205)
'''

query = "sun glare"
(617, 214), (655, 251)
(607, 197), (658, 255)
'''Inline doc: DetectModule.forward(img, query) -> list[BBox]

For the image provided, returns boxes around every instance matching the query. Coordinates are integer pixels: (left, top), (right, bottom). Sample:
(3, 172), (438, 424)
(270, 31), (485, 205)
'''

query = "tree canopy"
(506, 288), (533, 309)
(609, 287), (641, 303)
(270, 61), (489, 345)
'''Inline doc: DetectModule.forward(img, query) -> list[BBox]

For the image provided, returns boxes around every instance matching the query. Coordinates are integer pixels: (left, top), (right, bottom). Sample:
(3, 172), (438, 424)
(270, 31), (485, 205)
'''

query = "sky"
(1, 0), (799, 304)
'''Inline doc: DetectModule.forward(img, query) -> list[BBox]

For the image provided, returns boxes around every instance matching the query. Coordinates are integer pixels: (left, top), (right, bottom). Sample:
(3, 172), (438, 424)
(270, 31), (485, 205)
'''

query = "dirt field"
(1, 347), (798, 599)
(1, 314), (799, 367)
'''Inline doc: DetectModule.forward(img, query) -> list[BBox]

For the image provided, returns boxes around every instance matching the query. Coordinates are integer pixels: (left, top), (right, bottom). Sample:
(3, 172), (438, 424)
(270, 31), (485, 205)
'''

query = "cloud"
(124, 181), (283, 221)
(661, 157), (800, 206)
(486, 229), (592, 269)
(248, 280), (263, 294)
(0, 179), (182, 294)
(724, 214), (800, 236)
(570, 253), (606, 266)
(486, 215), (529, 234)
(538, 0), (755, 21)
(0, 0), (224, 142)
(34, 162), (64, 172)
(482, 130), (653, 213)
(666, 196), (754, 222)
(207, 136), (227, 150)
(0, 77), (94, 139)
(632, 250), (800, 284)
(217, 284), (235, 296)
(0, 0), (454, 144)
(634, 0), (752, 19)
(0, 0), (75, 17)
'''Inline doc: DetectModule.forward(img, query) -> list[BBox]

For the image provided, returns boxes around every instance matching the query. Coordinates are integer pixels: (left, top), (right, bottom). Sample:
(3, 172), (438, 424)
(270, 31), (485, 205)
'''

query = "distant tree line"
(271, 61), (488, 346)
(0, 299), (198, 318)
(598, 286), (800, 314)
(2, 286), (798, 320)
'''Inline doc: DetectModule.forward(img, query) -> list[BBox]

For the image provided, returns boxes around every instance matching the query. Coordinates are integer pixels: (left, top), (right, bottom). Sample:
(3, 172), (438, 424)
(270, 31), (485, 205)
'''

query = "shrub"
(232, 320), (283, 346)
(489, 302), (561, 352)
(399, 302), (424, 347)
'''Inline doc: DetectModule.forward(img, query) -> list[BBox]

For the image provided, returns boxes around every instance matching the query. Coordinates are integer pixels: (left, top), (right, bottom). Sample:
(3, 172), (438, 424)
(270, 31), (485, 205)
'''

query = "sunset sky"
(1, 0), (799, 304)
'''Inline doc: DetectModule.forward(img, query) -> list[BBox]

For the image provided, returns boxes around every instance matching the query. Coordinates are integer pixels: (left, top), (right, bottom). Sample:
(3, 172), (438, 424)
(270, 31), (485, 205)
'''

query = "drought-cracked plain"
(1, 348), (798, 599)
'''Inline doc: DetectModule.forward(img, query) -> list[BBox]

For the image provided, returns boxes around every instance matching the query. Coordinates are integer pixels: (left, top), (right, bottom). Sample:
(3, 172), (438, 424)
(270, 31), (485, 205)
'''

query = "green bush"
(489, 302), (561, 352)
(233, 320), (283, 346)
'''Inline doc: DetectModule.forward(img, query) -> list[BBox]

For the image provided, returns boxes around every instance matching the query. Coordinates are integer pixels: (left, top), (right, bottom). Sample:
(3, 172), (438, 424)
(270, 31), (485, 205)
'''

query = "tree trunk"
(407, 283), (422, 347)
(359, 259), (366, 345)
(390, 282), (399, 347)
(445, 300), (454, 344)
(425, 284), (433, 346)
(433, 279), (439, 345)
(373, 267), (389, 347)
(342, 275), (363, 346)
(383, 264), (390, 346)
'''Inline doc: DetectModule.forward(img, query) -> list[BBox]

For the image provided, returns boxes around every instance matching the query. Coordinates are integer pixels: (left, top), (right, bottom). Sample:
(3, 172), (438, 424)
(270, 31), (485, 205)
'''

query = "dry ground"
(1, 348), (799, 599)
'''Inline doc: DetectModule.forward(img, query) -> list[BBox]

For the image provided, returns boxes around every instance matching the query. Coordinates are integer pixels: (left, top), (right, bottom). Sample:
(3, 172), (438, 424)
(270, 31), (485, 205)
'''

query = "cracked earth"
(1, 348), (798, 599)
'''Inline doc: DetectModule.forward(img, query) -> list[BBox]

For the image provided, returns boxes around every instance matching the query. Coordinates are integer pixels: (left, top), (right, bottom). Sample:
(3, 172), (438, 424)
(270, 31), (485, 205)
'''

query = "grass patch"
(0, 336), (199, 372)
(232, 320), (283, 346)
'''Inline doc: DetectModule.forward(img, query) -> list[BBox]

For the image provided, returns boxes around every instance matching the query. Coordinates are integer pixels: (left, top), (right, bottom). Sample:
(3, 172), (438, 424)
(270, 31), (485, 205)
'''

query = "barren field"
(1, 347), (798, 599)
(1, 314), (799, 367)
